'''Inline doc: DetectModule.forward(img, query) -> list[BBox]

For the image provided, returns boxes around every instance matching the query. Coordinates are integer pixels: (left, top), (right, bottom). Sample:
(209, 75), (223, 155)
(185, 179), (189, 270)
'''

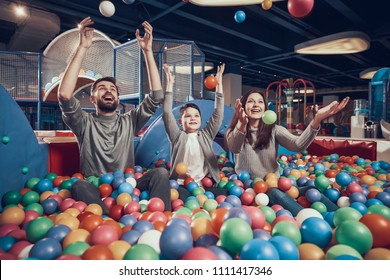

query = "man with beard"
(58, 17), (171, 214)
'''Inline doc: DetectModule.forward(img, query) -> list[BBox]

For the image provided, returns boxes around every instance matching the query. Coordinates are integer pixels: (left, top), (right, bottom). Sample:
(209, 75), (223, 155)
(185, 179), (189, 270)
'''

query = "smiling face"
(179, 107), (202, 133)
(244, 92), (266, 121)
(91, 80), (119, 114)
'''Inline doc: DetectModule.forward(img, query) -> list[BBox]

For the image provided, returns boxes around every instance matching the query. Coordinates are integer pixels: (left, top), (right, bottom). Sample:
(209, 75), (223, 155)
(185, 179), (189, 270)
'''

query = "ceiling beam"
(323, 0), (367, 27)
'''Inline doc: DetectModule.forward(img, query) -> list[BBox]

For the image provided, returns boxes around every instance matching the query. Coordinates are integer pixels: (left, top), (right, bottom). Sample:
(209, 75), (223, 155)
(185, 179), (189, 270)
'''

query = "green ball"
(217, 180), (228, 189)
(203, 199), (218, 213)
(2, 136), (10, 144)
(21, 167), (29, 174)
(335, 220), (373, 255)
(26, 217), (54, 243)
(220, 218), (253, 255)
(22, 191), (40, 206)
(311, 201), (327, 213)
(271, 221), (302, 246)
(314, 175), (329, 192)
(184, 199), (200, 211)
(333, 207), (362, 227)
(260, 205), (276, 224)
(367, 204), (390, 220)
(123, 244), (159, 260)
(140, 203), (147, 213)
(62, 241), (90, 256)
(25, 177), (40, 189)
(262, 110), (277, 125)
(173, 207), (192, 218)
(325, 244), (363, 260)
(45, 173), (58, 181)
(1, 190), (22, 207)
(192, 211), (210, 220)
(24, 202), (44, 216)
(225, 181), (236, 190)
(60, 179), (74, 190)
(191, 187), (204, 196)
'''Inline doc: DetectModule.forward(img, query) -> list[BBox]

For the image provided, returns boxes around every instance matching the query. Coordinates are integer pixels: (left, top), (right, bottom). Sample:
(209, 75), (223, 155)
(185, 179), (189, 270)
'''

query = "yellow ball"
(108, 240), (131, 260)
(175, 162), (188, 176)
(116, 193), (132, 207)
(262, 0), (273, 10)
(0, 206), (25, 226)
(63, 229), (90, 248)
(170, 189), (179, 201)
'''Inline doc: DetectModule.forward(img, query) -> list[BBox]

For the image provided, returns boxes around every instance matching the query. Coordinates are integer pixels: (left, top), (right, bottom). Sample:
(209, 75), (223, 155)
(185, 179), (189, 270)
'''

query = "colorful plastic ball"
(0, 206), (25, 226)
(160, 224), (193, 259)
(99, 0), (115, 17)
(269, 235), (299, 260)
(1, 135), (10, 144)
(132, 220), (154, 234)
(262, 110), (277, 125)
(169, 179), (179, 190)
(120, 230), (141, 245)
(335, 220), (373, 255)
(223, 207), (252, 226)
(62, 241), (90, 257)
(35, 179), (53, 194)
(366, 204), (390, 220)
(41, 198), (58, 215)
(204, 75), (218, 90)
(234, 10), (246, 23)
(376, 192), (390, 207)
(262, 0), (273, 10)
(314, 175), (329, 192)
(271, 221), (301, 246)
(350, 201), (367, 216)
(335, 172), (351, 187)
(224, 195), (241, 207)
(207, 245), (232, 260)
(195, 233), (219, 247)
(359, 213), (390, 247)
(175, 162), (188, 176)
(146, 197), (165, 212)
(123, 243), (159, 260)
(288, 0), (314, 18)
(300, 217), (332, 248)
(325, 244), (363, 260)
(305, 188), (321, 203)
(82, 244), (114, 260)
(298, 243), (324, 260)
(90, 225), (119, 246)
(1, 190), (22, 207)
(45, 224), (71, 243)
(333, 207), (362, 227)
(26, 217), (54, 243)
(181, 247), (218, 260)
(29, 237), (62, 260)
(220, 217), (253, 254)
(108, 240), (131, 260)
(99, 173), (114, 185)
(295, 208), (323, 225)
(364, 248), (390, 260)
(238, 171), (250, 182)
(240, 238), (279, 260)
(0, 236), (17, 252)
(203, 199), (218, 213)
(22, 191), (39, 206)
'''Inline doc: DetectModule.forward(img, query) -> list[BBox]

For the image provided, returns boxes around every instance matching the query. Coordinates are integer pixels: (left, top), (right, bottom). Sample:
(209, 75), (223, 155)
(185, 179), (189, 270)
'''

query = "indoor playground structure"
(1, 13), (390, 261)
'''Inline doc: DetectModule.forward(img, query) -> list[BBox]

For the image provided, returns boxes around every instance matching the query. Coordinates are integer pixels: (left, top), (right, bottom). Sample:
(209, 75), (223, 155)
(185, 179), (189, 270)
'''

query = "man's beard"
(97, 99), (118, 113)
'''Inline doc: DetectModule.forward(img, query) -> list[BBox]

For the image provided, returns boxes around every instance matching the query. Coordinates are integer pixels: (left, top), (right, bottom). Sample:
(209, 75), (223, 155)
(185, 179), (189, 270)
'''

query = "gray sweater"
(162, 91), (224, 183)
(225, 123), (319, 180)
(58, 90), (163, 177)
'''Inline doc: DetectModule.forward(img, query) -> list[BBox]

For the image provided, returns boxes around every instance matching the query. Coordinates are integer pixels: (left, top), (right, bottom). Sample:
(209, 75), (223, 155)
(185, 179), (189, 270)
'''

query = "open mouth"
(102, 94), (115, 102)
(251, 109), (261, 113)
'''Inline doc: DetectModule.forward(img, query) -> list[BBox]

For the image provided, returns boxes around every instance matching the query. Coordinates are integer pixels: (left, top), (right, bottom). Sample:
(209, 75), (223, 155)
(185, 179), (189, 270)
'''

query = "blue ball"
(276, 209), (293, 218)
(217, 202), (233, 210)
(119, 214), (138, 227)
(132, 220), (154, 234)
(229, 185), (243, 197)
(366, 198), (384, 207)
(195, 233), (219, 247)
(229, 174), (238, 181)
(234, 10), (246, 23)
(376, 191), (390, 207)
(335, 172), (351, 186)
(169, 179), (179, 190)
(134, 165), (143, 173)
(240, 239), (280, 260)
(112, 176), (126, 189)
(305, 188), (322, 203)
(301, 217), (332, 248)
(224, 207), (252, 225)
(35, 179), (53, 194)
(350, 202), (368, 216)
(225, 195), (242, 207)
(120, 229), (141, 245)
(238, 171), (251, 182)
(46, 224), (71, 243)
(204, 191), (215, 199)
(0, 236), (17, 252)
(41, 198), (59, 215)
(252, 229), (271, 240)
(324, 188), (340, 203)
(113, 170), (124, 178)
(99, 173), (114, 185)
(282, 168), (292, 177)
(269, 235), (299, 260)
(349, 192), (367, 204)
(139, 190), (150, 200)
(118, 182), (134, 194)
(160, 224), (193, 260)
(187, 182), (199, 193)
(29, 237), (62, 260)
(314, 163), (325, 172)
(209, 246), (233, 260)
(297, 176), (309, 187)
(306, 179), (316, 187)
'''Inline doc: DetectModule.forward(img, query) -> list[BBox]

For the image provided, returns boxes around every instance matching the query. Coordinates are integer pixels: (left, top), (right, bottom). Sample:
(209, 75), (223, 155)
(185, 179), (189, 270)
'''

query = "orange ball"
(170, 189), (179, 201)
(364, 248), (390, 260)
(79, 214), (104, 232)
(210, 208), (228, 235)
(190, 217), (216, 241)
(84, 204), (104, 216)
(204, 75), (218, 90)
(298, 243), (325, 260)
(64, 208), (81, 217)
(108, 240), (131, 260)
(253, 180), (269, 194)
(0, 206), (25, 226)
(175, 162), (188, 176)
(286, 186), (299, 199)
(262, 0), (272, 10)
(82, 244), (114, 260)
(56, 215), (80, 230)
(63, 228), (91, 248)
(116, 193), (132, 207)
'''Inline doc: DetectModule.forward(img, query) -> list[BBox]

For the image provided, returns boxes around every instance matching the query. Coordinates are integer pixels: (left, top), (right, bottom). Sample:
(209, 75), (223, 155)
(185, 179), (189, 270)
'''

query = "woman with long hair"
(225, 89), (349, 216)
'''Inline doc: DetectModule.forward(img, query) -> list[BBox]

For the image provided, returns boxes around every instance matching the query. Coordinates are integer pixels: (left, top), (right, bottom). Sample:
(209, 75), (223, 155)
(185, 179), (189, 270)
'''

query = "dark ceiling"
(1, 0), (390, 97)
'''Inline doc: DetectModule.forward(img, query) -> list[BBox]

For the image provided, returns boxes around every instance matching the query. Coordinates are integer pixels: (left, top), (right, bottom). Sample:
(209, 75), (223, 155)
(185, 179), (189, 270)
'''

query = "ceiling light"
(359, 67), (381, 79)
(14, 5), (27, 17)
(294, 88), (314, 94)
(295, 31), (370, 54)
(189, 0), (285, 7)
(169, 62), (214, 75)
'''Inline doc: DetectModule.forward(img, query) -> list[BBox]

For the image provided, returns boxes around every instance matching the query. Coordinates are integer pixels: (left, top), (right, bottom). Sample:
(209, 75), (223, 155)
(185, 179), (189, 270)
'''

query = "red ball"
(360, 214), (390, 247)
(98, 183), (113, 198)
(146, 197), (165, 212)
(181, 247), (218, 260)
(204, 75), (218, 90)
(184, 177), (195, 187)
(240, 191), (255, 206)
(82, 244), (114, 260)
(90, 225), (119, 245)
(171, 199), (184, 211)
(201, 177), (213, 188)
(123, 201), (141, 214)
(278, 177), (292, 191)
(147, 211), (168, 224)
(288, 0), (314, 18)
(244, 206), (266, 229)
(103, 197), (116, 210)
(108, 205), (124, 221)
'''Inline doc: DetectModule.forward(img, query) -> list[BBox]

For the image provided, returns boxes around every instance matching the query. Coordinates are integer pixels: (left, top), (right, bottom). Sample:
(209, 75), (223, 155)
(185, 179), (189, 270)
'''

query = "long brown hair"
(226, 89), (275, 150)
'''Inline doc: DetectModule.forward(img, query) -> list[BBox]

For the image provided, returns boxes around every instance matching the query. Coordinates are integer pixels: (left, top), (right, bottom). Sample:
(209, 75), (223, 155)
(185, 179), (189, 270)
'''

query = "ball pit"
(1, 152), (390, 260)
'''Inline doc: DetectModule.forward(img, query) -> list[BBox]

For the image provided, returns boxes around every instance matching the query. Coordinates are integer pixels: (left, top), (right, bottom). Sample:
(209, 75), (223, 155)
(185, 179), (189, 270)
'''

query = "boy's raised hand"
(215, 63), (225, 93)
(163, 64), (175, 92)
(136, 21), (153, 52)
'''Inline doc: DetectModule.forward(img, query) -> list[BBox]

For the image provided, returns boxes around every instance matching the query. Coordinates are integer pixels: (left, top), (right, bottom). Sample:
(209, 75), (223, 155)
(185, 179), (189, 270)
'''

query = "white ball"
(295, 208), (323, 225)
(254, 193), (269, 206)
(137, 230), (162, 254)
(99, 1), (115, 17)
(245, 188), (256, 195)
(337, 196), (350, 208)
(125, 177), (137, 188)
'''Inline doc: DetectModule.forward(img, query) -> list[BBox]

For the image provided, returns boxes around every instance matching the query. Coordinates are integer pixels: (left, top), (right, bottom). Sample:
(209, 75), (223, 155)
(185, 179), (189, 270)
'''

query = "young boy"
(162, 64), (228, 200)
